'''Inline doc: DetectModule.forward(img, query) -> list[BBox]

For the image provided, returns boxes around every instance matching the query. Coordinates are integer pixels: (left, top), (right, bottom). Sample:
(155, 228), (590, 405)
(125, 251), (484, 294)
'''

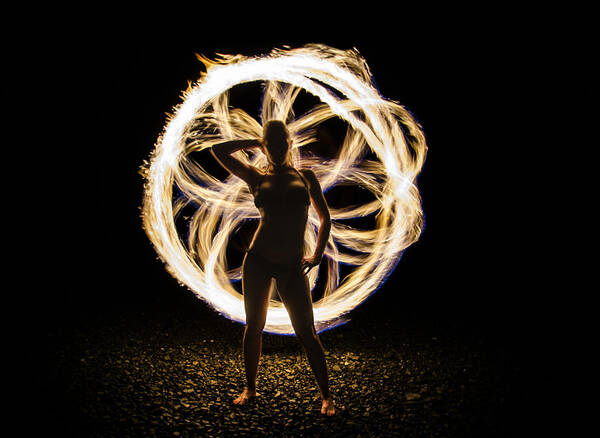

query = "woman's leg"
(276, 269), (335, 415)
(234, 252), (273, 405)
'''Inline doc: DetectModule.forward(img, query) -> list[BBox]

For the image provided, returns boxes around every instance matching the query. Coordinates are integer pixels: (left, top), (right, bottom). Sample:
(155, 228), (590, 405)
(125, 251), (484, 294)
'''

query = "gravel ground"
(37, 300), (525, 437)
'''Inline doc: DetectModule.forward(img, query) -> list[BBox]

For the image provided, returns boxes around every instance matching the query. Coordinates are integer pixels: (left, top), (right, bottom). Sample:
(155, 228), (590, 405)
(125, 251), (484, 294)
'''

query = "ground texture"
(38, 300), (527, 437)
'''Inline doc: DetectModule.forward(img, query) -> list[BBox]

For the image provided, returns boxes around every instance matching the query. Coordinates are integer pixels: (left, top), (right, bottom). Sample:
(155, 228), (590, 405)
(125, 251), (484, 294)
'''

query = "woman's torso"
(249, 167), (310, 263)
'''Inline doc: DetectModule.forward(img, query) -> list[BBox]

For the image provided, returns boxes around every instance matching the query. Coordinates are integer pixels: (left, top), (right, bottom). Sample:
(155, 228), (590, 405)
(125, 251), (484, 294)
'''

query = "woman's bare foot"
(321, 398), (335, 416)
(233, 387), (257, 405)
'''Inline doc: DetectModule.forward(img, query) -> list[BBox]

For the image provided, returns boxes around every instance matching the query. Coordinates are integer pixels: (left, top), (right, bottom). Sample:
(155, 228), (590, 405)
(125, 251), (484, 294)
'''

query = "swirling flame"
(142, 44), (427, 334)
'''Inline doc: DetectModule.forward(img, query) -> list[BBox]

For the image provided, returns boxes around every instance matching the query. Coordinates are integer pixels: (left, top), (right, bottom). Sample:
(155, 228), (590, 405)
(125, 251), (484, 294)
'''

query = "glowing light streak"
(142, 44), (427, 334)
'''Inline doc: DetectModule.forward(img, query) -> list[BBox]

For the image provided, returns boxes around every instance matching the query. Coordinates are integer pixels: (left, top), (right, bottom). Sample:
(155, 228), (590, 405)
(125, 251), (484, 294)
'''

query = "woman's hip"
(244, 247), (302, 278)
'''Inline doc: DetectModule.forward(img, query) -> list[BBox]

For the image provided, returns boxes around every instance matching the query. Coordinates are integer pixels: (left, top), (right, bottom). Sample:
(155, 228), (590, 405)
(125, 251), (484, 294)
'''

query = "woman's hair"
(262, 120), (293, 168)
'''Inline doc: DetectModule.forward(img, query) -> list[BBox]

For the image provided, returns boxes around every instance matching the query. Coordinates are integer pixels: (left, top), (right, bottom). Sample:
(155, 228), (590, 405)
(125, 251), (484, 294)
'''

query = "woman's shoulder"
(298, 168), (318, 183)
(297, 168), (319, 191)
(298, 168), (316, 179)
(248, 168), (267, 192)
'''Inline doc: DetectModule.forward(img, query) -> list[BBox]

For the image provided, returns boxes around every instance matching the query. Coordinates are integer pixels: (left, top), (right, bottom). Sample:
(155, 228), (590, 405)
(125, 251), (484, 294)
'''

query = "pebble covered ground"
(38, 300), (525, 437)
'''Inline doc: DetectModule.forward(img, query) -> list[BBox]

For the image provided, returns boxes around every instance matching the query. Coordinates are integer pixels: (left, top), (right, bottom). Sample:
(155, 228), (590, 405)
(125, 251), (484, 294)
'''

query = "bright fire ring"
(142, 44), (427, 335)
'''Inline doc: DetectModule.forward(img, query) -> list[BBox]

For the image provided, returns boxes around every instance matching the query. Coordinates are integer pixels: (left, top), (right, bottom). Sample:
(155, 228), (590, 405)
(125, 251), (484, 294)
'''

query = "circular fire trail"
(142, 44), (427, 334)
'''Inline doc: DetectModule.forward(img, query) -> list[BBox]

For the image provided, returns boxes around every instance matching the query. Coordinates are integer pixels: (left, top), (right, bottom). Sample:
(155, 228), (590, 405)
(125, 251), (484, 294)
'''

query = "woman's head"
(262, 120), (291, 167)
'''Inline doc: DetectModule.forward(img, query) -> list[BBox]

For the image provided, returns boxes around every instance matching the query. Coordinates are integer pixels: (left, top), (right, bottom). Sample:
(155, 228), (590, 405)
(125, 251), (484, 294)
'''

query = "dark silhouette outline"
(211, 120), (335, 416)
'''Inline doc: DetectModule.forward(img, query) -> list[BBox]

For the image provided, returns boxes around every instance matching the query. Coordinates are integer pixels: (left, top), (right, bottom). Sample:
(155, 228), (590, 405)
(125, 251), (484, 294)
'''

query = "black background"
(19, 16), (555, 365)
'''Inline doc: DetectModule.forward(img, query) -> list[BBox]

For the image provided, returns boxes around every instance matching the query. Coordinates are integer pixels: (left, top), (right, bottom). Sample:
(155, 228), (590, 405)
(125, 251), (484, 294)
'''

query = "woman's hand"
(210, 139), (264, 187)
(301, 255), (322, 275)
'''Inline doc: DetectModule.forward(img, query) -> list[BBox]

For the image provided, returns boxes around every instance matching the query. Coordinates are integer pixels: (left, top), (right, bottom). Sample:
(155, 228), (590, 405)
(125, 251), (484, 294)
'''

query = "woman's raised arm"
(210, 139), (262, 187)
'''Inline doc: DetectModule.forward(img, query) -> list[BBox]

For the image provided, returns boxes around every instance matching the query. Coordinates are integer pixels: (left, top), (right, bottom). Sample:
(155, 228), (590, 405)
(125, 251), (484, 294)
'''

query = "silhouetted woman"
(211, 120), (335, 415)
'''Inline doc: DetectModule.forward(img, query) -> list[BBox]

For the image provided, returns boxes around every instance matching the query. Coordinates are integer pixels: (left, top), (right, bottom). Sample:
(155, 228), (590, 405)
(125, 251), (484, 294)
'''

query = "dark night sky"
(21, 18), (553, 350)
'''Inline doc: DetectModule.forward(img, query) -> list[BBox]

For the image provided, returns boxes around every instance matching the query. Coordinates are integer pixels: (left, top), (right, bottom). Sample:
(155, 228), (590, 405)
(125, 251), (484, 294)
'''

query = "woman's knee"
(295, 326), (320, 348)
(245, 321), (266, 336)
